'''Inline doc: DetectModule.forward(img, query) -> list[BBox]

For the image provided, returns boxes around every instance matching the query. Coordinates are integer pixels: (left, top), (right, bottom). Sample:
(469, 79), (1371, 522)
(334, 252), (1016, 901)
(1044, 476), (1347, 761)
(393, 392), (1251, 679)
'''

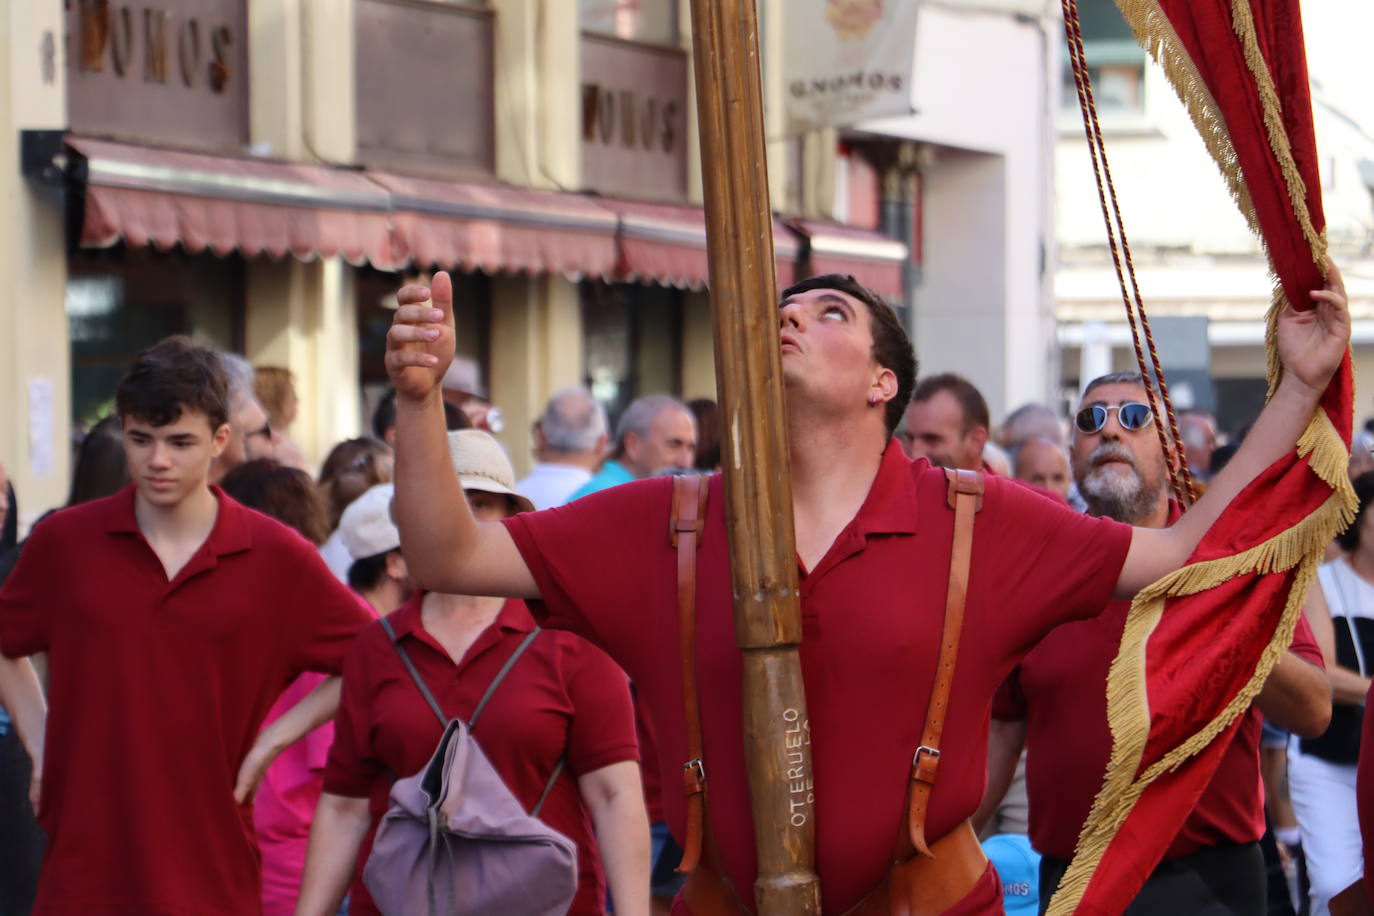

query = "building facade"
(2, 0), (1057, 525)
(1055, 0), (1374, 437)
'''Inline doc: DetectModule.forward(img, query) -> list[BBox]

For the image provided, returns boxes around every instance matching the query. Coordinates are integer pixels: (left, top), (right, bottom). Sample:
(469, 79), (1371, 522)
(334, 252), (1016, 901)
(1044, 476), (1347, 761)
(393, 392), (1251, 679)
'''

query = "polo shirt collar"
(387, 594), (537, 644)
(852, 440), (921, 537)
(102, 484), (253, 557)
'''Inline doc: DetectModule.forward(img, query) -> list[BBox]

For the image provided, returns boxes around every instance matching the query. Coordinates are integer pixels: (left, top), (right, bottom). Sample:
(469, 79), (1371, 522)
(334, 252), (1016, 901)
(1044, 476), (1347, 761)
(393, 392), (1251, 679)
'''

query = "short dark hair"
(221, 459), (330, 545)
(68, 415), (131, 507)
(115, 336), (230, 430)
(348, 550), (396, 591)
(1338, 470), (1374, 551)
(1081, 371), (1154, 403)
(372, 387), (469, 440)
(912, 373), (989, 433)
(780, 274), (917, 437)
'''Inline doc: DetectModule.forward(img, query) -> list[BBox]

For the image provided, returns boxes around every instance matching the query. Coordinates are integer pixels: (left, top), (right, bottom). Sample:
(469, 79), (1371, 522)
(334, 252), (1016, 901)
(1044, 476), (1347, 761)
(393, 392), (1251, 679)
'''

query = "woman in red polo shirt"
(295, 430), (649, 916)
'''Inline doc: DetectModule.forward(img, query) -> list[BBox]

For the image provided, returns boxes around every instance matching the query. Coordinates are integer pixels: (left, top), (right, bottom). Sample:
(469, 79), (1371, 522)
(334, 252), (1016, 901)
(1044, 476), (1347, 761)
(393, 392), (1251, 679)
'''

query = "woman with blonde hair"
(255, 366), (310, 471)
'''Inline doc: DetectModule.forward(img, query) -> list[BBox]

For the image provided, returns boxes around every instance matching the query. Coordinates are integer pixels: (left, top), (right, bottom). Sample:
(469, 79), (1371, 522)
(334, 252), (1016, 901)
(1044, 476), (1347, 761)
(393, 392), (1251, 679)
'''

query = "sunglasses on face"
(1075, 401), (1154, 434)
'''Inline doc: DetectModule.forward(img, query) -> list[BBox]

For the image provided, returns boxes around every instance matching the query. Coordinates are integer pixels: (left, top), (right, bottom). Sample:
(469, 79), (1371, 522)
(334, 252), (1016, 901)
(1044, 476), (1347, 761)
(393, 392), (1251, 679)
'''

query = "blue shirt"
(567, 460), (637, 502)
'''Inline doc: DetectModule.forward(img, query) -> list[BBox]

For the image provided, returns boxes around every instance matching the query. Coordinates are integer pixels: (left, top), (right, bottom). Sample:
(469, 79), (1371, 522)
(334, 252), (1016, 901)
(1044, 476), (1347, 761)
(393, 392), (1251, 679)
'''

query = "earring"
(868, 393), (880, 405)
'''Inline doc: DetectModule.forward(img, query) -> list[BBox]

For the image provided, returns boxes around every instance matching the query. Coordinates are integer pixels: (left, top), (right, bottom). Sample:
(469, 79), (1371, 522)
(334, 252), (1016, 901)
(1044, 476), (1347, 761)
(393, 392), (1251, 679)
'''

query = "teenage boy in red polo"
(383, 268), (1349, 914)
(0, 336), (373, 916)
(981, 371), (1331, 914)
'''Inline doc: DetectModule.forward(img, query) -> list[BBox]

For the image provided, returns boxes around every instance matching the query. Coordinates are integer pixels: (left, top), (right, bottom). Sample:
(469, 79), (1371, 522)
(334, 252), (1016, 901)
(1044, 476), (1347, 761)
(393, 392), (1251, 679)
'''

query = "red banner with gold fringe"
(1047, 1), (1356, 913)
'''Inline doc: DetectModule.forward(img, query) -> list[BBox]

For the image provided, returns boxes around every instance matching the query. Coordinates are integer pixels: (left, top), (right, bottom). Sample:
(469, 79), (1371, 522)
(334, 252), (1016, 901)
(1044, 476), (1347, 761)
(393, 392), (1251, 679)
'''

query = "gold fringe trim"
(1137, 489), (1352, 601)
(1045, 493), (1351, 915)
(1050, 5), (1355, 913)
(1229, 0), (1328, 266)
(1112, 0), (1261, 240)
(1299, 409), (1358, 494)
(1266, 283), (1285, 399)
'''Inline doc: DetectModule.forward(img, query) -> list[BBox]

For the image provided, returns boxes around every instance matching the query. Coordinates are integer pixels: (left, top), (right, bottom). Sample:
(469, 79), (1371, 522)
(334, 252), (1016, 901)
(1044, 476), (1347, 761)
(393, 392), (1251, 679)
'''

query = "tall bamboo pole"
(686, 2), (822, 914)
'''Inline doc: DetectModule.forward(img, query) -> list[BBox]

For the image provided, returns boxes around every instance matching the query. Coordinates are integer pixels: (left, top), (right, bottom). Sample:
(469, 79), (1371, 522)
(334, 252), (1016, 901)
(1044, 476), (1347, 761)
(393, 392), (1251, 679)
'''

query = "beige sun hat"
(339, 483), (401, 560)
(447, 430), (535, 514)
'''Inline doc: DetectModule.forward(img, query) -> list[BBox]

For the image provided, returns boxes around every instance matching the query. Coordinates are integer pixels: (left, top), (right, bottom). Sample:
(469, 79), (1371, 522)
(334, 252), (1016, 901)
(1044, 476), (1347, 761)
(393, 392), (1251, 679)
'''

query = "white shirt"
(516, 462), (595, 511)
(319, 529), (353, 584)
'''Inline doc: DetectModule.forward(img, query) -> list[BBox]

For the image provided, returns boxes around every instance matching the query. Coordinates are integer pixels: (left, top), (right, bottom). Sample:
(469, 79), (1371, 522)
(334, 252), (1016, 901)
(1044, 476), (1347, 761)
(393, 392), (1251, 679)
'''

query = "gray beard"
(1080, 462), (1165, 525)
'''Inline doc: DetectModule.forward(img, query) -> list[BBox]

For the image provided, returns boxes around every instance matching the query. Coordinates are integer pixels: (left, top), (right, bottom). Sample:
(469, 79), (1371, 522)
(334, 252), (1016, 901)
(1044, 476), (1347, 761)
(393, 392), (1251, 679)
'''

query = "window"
(580, 281), (683, 426)
(1061, 0), (1147, 115)
(579, 0), (679, 44)
(1062, 60), (1146, 114)
(67, 247), (245, 427)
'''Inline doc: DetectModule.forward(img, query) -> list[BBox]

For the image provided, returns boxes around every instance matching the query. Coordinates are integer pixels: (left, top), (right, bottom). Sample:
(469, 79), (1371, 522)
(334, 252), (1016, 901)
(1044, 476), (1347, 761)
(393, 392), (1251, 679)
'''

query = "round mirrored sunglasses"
(1075, 401), (1154, 434)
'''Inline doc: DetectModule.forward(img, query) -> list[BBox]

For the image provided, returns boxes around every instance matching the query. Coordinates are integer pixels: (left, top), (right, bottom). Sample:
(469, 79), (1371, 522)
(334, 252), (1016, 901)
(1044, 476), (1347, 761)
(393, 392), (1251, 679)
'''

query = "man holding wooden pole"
(384, 264), (1347, 916)
(383, 6), (1351, 916)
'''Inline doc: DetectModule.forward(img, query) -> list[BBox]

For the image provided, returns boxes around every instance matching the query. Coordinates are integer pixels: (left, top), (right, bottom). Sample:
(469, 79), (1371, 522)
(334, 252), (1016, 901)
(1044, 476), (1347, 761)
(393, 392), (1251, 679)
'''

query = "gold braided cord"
(1063, 0), (1197, 505)
(1229, 0), (1328, 264)
(1046, 1), (1357, 913)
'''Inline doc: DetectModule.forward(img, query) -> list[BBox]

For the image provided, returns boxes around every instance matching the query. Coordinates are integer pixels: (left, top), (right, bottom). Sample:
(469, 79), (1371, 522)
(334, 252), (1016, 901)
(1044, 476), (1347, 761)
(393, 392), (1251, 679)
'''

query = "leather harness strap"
(673, 467), (986, 914)
(684, 819), (987, 916)
(671, 474), (710, 874)
(905, 468), (984, 859)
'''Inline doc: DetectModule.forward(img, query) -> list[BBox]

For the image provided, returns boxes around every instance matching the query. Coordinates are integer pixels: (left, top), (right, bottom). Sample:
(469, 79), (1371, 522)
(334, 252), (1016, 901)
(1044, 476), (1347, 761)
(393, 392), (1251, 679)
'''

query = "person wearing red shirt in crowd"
(294, 429), (649, 916)
(981, 371), (1331, 914)
(902, 374), (1068, 510)
(898, 373), (988, 470)
(0, 336), (373, 916)
(382, 267), (1348, 915)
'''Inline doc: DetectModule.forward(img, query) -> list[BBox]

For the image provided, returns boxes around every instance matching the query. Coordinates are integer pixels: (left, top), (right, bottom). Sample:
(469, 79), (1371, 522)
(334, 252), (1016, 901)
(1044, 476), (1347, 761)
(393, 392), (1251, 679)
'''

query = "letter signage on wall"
(784, 0), (918, 132)
(67, 0), (249, 152)
(580, 34), (688, 202)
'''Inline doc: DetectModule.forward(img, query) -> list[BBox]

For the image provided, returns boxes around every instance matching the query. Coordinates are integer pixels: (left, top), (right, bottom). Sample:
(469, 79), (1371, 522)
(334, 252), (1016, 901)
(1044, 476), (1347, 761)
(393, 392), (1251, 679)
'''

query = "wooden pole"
(686, 2), (823, 914)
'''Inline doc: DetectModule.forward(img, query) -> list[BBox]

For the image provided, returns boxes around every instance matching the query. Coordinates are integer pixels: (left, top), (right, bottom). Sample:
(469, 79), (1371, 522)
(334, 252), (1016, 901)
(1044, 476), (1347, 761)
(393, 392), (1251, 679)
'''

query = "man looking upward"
(984, 371), (1331, 914)
(382, 268), (1348, 915)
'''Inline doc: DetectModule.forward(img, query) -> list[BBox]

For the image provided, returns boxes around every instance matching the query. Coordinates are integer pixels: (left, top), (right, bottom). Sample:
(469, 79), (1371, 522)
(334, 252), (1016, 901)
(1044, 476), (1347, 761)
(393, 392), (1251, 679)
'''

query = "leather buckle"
(682, 758), (707, 796)
(911, 745), (940, 784)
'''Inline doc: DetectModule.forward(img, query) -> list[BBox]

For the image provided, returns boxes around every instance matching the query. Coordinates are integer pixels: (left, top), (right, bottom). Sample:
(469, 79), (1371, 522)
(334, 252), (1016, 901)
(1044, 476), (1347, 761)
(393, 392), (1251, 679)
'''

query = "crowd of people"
(0, 265), (1367, 916)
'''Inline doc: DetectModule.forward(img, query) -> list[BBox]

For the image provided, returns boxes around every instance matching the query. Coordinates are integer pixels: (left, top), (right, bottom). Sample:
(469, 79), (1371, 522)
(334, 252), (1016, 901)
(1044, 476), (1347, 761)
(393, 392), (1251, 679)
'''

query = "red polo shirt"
(504, 441), (1132, 914)
(322, 595), (639, 916)
(0, 485), (372, 916)
(994, 603), (1323, 861)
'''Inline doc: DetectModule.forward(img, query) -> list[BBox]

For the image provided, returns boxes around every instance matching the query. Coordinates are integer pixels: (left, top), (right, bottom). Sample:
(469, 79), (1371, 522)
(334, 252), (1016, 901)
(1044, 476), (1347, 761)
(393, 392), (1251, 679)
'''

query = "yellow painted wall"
(245, 0), (360, 471)
(0, 0), (71, 528)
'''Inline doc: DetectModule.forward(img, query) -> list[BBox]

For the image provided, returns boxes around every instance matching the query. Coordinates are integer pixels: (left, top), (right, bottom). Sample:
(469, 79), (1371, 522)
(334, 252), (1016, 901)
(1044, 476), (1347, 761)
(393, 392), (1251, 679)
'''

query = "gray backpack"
(363, 619), (578, 916)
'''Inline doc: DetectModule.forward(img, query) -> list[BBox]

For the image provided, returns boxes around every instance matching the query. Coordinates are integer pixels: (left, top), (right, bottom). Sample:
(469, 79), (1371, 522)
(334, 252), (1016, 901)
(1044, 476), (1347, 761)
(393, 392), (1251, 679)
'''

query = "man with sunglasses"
(984, 371), (1332, 915)
(383, 266), (1348, 915)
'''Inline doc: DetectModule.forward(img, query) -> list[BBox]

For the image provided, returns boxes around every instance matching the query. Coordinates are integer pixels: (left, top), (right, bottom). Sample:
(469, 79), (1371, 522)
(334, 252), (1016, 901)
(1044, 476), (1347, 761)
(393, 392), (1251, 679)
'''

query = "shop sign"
(581, 34), (688, 202)
(66, 0), (249, 152)
(784, 0), (918, 132)
(355, 0), (495, 177)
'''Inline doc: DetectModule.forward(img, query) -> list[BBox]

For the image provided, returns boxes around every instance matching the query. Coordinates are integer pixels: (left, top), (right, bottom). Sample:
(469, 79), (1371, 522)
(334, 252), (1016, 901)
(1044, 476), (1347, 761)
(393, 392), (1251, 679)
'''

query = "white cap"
(339, 483), (401, 560)
(442, 356), (486, 399)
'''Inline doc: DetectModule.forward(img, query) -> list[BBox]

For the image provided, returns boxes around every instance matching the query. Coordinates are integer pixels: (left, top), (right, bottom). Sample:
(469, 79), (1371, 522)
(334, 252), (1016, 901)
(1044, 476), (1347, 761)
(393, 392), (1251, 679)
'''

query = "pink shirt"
(253, 673), (335, 916)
